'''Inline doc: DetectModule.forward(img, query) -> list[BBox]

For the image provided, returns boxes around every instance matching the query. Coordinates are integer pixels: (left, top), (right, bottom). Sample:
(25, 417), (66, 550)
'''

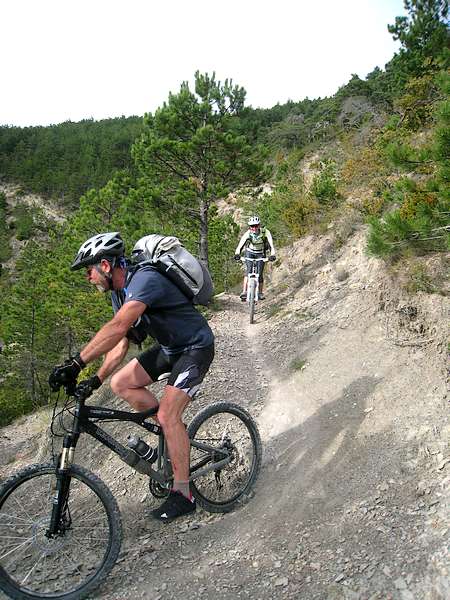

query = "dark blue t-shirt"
(111, 266), (214, 355)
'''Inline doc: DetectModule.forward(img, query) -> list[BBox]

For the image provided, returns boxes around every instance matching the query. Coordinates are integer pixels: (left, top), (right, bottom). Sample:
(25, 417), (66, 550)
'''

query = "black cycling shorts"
(137, 344), (214, 399)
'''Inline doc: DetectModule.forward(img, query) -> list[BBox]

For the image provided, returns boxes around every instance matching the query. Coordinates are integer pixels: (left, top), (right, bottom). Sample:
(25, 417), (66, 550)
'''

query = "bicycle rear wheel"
(0, 463), (122, 600)
(187, 402), (262, 513)
(248, 280), (256, 324)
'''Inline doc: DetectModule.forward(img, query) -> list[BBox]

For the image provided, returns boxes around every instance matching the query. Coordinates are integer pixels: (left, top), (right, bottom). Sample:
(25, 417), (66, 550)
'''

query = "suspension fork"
(47, 433), (78, 536)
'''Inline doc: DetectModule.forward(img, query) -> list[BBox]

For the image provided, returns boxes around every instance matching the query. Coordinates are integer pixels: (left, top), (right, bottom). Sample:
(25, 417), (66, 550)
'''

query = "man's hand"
(48, 353), (85, 392)
(74, 375), (102, 400)
(269, 255), (276, 262)
(234, 254), (241, 261)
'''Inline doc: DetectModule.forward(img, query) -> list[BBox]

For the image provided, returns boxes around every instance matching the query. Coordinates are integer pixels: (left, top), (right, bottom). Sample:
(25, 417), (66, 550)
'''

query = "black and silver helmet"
(71, 232), (125, 271)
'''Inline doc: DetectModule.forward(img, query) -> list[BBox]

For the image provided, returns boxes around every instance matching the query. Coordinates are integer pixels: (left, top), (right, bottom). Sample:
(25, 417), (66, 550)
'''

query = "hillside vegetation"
(0, 0), (448, 424)
(0, 117), (142, 206)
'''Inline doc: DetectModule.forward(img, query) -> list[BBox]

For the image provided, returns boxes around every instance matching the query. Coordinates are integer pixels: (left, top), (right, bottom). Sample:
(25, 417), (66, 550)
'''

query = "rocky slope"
(0, 224), (449, 600)
(0, 182), (65, 272)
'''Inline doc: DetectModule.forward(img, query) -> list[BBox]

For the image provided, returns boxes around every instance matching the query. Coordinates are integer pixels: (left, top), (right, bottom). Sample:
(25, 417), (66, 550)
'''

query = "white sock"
(172, 481), (192, 500)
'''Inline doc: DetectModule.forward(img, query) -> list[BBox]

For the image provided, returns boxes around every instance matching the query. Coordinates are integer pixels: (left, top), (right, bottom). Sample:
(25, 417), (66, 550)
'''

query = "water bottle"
(127, 435), (158, 464)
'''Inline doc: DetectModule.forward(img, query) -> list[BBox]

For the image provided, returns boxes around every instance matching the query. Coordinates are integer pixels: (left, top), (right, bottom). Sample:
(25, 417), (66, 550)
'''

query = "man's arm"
(97, 337), (130, 382)
(235, 231), (250, 255)
(265, 229), (276, 255)
(80, 300), (146, 365)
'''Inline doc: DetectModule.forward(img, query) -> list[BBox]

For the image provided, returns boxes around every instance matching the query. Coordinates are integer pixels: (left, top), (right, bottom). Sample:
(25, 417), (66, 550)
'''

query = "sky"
(1, 0), (406, 127)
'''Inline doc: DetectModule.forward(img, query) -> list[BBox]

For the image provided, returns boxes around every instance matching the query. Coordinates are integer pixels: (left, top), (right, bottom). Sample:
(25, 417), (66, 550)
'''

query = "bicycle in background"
(241, 256), (268, 324)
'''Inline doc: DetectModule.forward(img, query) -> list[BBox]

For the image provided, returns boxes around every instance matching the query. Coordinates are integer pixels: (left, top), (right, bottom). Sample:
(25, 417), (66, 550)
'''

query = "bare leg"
(110, 358), (158, 411)
(157, 385), (191, 482)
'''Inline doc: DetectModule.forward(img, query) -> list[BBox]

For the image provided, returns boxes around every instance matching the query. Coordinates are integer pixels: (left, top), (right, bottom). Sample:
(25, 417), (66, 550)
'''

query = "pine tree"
(131, 72), (268, 266)
(388, 0), (449, 82)
(367, 72), (450, 258)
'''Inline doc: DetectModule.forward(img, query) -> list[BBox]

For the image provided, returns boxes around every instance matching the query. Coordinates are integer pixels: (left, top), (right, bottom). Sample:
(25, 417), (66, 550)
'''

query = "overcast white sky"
(1, 0), (406, 127)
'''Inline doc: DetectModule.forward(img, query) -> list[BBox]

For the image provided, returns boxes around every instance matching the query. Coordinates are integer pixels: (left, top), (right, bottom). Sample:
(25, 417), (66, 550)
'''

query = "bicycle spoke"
(0, 512), (35, 525)
(10, 493), (35, 523)
(0, 537), (34, 561)
(69, 500), (106, 521)
(189, 404), (261, 511)
(21, 553), (45, 586)
(0, 465), (120, 598)
(70, 534), (111, 543)
(60, 548), (84, 578)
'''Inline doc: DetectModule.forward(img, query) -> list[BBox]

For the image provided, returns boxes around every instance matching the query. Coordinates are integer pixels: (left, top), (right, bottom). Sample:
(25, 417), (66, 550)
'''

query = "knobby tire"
(0, 463), (122, 600)
(187, 402), (262, 513)
(249, 280), (256, 324)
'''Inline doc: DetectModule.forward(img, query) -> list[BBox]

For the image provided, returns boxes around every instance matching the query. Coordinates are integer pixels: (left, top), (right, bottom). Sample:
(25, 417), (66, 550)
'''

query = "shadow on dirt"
(260, 375), (384, 517)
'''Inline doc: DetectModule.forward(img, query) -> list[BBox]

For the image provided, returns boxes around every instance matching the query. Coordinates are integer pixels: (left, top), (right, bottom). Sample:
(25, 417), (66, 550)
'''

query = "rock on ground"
(1, 226), (449, 600)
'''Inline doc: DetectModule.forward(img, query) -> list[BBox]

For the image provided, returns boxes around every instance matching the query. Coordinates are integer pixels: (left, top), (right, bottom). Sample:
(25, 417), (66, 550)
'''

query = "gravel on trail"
(1, 227), (448, 600)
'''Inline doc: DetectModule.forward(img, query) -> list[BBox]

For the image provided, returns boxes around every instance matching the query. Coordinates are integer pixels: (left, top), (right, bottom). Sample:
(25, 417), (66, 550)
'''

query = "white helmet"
(248, 215), (260, 226)
(71, 232), (125, 271)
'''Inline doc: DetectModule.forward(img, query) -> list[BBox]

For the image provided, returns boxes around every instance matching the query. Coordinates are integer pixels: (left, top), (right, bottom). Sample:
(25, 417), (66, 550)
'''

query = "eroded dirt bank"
(1, 227), (449, 600)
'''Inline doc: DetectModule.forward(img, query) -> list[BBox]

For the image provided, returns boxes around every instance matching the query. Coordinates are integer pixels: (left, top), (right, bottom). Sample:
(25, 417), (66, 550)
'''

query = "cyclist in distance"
(234, 215), (276, 300)
(48, 232), (215, 522)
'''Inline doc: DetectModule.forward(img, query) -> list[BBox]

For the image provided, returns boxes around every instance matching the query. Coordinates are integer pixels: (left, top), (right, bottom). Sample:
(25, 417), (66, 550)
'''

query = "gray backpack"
(131, 234), (214, 306)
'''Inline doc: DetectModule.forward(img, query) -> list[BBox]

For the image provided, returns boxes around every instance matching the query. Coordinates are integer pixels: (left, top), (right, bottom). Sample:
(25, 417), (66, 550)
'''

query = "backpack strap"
(124, 261), (154, 288)
(120, 263), (157, 315)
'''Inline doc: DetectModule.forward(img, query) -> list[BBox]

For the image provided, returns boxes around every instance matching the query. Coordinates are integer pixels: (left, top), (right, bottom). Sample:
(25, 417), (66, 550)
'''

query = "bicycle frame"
(241, 256), (267, 303)
(48, 394), (231, 535)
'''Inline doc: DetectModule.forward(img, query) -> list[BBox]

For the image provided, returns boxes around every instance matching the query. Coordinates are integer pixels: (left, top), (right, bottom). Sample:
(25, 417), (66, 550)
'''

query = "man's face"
(85, 261), (110, 292)
(249, 225), (260, 233)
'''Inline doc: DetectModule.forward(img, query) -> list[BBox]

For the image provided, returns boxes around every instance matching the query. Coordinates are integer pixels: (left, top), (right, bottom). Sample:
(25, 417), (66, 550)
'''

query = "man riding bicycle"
(234, 215), (276, 301)
(49, 232), (214, 522)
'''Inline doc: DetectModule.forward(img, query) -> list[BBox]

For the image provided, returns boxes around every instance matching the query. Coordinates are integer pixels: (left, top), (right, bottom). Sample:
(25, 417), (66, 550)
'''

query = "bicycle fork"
(47, 434), (77, 536)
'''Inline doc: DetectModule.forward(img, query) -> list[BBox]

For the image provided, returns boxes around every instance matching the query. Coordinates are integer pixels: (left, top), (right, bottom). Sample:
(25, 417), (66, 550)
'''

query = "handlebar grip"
(64, 381), (77, 397)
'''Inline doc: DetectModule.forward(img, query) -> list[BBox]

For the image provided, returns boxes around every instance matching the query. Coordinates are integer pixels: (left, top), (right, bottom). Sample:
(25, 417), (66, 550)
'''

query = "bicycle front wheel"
(188, 402), (262, 513)
(0, 463), (122, 600)
(248, 280), (256, 324)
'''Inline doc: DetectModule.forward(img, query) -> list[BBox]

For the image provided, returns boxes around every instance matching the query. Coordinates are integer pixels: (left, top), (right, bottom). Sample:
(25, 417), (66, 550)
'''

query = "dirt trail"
(0, 227), (449, 600)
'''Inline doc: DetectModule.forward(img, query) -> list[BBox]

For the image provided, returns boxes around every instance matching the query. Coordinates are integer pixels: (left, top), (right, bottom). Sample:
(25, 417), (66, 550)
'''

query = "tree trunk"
(198, 197), (209, 267)
(30, 304), (37, 406)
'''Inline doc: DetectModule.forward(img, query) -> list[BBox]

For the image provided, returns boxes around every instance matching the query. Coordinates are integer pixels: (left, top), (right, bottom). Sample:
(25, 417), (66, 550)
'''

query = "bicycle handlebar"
(62, 381), (77, 397)
(240, 257), (269, 263)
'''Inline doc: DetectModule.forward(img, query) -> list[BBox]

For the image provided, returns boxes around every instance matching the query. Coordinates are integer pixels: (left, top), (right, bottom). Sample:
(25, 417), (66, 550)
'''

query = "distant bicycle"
(0, 378), (262, 600)
(241, 256), (268, 324)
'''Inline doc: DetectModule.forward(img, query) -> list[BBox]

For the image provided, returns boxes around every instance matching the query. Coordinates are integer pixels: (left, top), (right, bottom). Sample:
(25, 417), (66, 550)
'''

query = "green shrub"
(0, 386), (35, 426)
(368, 71), (450, 262)
(13, 206), (35, 240)
(310, 160), (341, 204)
(248, 154), (344, 241)
(341, 144), (388, 191)
(0, 192), (11, 263)
(404, 262), (436, 293)
(394, 74), (439, 130)
(266, 303), (283, 318)
(290, 358), (307, 371)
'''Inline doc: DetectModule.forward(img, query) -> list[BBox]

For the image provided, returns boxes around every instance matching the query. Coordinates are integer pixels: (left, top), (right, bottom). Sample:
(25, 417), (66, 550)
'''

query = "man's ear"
(100, 258), (112, 273)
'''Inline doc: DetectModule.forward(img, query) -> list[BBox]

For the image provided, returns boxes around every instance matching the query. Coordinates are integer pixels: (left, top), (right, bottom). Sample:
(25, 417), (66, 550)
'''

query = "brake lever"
(63, 381), (77, 397)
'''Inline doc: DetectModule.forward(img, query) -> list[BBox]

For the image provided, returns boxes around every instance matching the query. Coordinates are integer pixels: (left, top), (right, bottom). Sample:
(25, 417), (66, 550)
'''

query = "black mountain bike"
(0, 381), (262, 600)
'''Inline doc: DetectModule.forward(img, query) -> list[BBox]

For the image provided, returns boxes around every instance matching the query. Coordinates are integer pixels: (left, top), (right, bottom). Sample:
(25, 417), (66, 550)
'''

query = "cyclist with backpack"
(48, 232), (214, 522)
(234, 215), (276, 300)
